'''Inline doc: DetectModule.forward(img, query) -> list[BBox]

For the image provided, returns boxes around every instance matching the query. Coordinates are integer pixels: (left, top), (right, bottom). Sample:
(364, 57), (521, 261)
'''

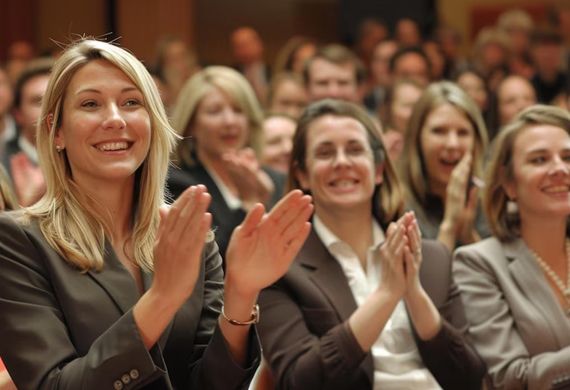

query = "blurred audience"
(272, 36), (317, 76)
(231, 26), (271, 104)
(303, 44), (365, 104)
(363, 39), (398, 112)
(0, 67), (15, 160)
(154, 35), (200, 110)
(530, 27), (568, 104)
(379, 78), (425, 162)
(266, 72), (308, 120)
(260, 113), (296, 174)
(1, 59), (52, 207)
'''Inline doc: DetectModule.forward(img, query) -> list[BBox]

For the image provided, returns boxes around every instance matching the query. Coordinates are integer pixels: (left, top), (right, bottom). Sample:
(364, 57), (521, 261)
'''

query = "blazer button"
(130, 369), (140, 380)
(113, 380), (123, 390)
(121, 374), (131, 384)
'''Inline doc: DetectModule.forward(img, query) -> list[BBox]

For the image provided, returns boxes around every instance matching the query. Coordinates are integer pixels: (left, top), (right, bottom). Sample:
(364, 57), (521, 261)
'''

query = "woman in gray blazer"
(258, 99), (485, 389)
(0, 39), (313, 390)
(454, 105), (570, 389)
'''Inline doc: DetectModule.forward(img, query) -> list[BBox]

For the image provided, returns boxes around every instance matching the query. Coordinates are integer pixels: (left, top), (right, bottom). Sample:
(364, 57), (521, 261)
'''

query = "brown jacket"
(258, 229), (485, 390)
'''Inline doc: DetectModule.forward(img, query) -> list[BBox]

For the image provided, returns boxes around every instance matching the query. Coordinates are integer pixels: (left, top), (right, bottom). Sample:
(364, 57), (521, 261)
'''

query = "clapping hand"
(152, 185), (212, 306)
(223, 148), (275, 209)
(224, 190), (313, 298)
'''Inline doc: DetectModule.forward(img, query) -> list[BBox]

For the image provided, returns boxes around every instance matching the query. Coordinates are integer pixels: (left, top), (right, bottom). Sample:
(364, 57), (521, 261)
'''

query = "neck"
(520, 215), (567, 262)
(316, 204), (375, 264)
(75, 175), (135, 243)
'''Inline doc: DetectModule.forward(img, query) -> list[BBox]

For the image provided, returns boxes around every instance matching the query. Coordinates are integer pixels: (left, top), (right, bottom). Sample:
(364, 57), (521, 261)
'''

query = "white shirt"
(313, 216), (441, 390)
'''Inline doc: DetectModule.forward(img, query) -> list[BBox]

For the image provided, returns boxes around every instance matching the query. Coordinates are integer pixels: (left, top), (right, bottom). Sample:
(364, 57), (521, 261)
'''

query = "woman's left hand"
(223, 148), (275, 208)
(403, 212), (423, 295)
(224, 190), (313, 298)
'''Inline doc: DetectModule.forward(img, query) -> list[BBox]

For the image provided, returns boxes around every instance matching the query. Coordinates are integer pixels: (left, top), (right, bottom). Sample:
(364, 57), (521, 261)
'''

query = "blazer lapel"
(297, 230), (358, 321)
(504, 238), (570, 348)
(87, 240), (140, 314)
(297, 230), (374, 385)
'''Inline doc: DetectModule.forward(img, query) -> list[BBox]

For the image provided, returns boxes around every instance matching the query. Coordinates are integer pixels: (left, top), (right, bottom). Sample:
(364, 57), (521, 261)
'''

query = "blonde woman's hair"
(24, 39), (178, 272)
(170, 66), (264, 167)
(484, 105), (570, 241)
(289, 99), (404, 227)
(399, 81), (489, 207)
(0, 165), (18, 211)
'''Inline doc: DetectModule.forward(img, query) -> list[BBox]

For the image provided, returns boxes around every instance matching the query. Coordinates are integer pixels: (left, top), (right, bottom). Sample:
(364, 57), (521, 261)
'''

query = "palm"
(225, 190), (312, 295)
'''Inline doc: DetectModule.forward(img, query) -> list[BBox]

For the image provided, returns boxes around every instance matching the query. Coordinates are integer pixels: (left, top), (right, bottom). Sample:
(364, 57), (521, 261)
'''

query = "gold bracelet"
(221, 304), (260, 326)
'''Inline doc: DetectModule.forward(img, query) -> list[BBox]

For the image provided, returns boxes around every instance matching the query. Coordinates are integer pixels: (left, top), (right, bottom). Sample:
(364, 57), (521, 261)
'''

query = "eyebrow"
(525, 147), (570, 154)
(75, 86), (139, 95)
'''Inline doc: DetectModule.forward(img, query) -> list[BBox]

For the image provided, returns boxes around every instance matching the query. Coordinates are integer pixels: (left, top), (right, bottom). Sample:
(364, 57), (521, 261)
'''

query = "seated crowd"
(0, 6), (569, 389)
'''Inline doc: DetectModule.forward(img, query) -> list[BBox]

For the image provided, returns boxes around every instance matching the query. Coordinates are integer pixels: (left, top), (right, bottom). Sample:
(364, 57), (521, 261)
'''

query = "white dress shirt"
(313, 216), (441, 390)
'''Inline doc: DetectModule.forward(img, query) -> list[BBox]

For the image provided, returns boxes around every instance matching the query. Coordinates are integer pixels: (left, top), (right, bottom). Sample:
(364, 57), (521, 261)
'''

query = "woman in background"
(399, 81), (489, 252)
(168, 66), (285, 258)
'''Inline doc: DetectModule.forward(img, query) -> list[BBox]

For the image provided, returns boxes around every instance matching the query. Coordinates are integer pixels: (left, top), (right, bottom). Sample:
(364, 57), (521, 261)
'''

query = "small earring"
(506, 199), (518, 215)
(55, 145), (63, 153)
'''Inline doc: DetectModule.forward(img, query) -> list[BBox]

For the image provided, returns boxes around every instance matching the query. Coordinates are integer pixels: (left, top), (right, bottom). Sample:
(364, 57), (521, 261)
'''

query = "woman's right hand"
(439, 152), (474, 250)
(151, 185), (212, 306)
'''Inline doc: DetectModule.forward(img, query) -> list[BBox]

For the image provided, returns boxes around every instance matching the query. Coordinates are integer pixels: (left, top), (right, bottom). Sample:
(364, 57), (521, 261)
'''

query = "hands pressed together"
(378, 211), (424, 301)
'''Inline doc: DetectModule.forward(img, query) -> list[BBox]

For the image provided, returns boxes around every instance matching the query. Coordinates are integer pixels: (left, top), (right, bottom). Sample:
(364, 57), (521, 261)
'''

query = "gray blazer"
(454, 237), (570, 390)
(258, 229), (486, 390)
(0, 212), (259, 390)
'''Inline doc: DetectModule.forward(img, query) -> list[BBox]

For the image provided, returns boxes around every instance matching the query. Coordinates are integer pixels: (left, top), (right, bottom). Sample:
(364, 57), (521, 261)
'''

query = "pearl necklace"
(529, 240), (570, 311)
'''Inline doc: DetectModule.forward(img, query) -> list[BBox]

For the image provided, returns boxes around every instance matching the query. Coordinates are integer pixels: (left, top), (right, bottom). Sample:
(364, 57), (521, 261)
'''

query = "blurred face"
(457, 72), (488, 111)
(532, 42), (563, 77)
(261, 116), (296, 173)
(232, 28), (263, 65)
(55, 60), (151, 188)
(193, 86), (249, 161)
(0, 69), (13, 117)
(506, 125), (570, 222)
(371, 41), (398, 86)
(15, 73), (50, 144)
(498, 77), (536, 126)
(396, 19), (421, 47)
(390, 83), (422, 133)
(420, 103), (475, 195)
(291, 43), (316, 74)
(307, 59), (359, 103)
(296, 114), (382, 216)
(269, 79), (307, 119)
(392, 53), (430, 86)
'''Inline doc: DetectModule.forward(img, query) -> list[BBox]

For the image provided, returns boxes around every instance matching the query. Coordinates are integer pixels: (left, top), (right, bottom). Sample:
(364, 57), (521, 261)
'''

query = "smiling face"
(192, 86), (249, 162)
(420, 103), (475, 195)
(296, 114), (382, 218)
(506, 125), (570, 223)
(55, 59), (151, 190)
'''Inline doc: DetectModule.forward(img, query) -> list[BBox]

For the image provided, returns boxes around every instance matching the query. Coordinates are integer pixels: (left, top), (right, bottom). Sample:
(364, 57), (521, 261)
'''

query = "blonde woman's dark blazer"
(257, 229), (486, 390)
(0, 213), (259, 390)
(454, 237), (570, 390)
